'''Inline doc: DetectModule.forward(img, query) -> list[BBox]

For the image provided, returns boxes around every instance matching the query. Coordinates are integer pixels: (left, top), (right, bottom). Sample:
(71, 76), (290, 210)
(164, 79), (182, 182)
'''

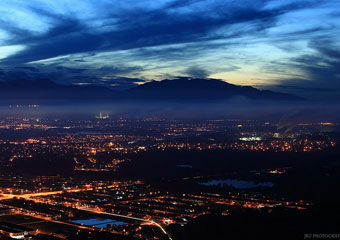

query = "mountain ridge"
(0, 78), (303, 101)
(124, 78), (303, 101)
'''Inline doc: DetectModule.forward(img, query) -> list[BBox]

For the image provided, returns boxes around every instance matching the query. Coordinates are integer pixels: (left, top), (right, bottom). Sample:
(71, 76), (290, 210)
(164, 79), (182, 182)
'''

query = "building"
(0, 222), (36, 239)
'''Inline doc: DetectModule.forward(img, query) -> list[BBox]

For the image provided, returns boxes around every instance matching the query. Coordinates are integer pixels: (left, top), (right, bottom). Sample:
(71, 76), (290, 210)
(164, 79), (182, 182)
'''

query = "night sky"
(0, 0), (339, 99)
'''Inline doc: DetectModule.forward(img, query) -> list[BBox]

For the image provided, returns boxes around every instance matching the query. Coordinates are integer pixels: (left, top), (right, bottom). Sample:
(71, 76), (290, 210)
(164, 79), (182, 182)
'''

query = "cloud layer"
(0, 0), (339, 97)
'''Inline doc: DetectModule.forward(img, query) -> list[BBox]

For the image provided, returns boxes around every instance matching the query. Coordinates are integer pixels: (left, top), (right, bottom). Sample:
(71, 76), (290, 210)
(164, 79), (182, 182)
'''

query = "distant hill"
(0, 78), (303, 101)
(124, 78), (303, 101)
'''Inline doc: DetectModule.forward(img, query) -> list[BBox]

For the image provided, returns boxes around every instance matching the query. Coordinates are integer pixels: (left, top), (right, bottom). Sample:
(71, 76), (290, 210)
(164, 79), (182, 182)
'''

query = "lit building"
(0, 222), (36, 239)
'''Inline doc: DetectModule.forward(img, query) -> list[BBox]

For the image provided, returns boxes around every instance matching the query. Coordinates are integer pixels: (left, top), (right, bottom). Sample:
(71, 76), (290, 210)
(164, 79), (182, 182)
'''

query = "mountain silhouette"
(0, 78), (116, 100)
(0, 78), (303, 101)
(124, 78), (303, 101)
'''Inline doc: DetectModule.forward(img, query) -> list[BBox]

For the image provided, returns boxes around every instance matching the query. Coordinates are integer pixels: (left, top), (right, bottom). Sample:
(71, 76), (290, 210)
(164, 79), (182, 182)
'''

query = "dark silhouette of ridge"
(0, 78), (303, 101)
(0, 78), (116, 100)
(124, 78), (303, 101)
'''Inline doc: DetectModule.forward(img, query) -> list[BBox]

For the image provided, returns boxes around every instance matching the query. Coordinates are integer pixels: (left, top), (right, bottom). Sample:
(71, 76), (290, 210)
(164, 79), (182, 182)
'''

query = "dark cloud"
(0, 63), (145, 89)
(267, 38), (340, 99)
(0, 0), (338, 99)
(98, 65), (143, 75)
(0, 1), (312, 65)
(5, 70), (30, 79)
(310, 40), (340, 60)
(183, 66), (210, 78)
(99, 77), (146, 90)
(55, 66), (87, 74)
(14, 66), (40, 72)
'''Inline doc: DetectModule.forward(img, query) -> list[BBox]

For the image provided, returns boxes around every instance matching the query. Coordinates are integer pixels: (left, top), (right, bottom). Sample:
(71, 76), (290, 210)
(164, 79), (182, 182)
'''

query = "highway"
(1, 187), (173, 240)
(80, 207), (173, 240)
(0, 184), (117, 200)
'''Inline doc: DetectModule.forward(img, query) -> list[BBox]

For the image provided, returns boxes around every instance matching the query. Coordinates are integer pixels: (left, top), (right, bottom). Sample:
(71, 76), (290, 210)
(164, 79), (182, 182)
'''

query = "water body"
(199, 179), (273, 189)
(72, 218), (128, 228)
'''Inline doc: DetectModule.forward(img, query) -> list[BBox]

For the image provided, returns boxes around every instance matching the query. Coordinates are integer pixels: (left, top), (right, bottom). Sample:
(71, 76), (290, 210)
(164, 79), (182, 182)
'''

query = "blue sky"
(0, 0), (339, 98)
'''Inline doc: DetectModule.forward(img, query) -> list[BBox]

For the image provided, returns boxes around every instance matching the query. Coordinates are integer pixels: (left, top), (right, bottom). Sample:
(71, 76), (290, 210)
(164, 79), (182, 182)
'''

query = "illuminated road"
(1, 191), (65, 200)
(5, 208), (96, 231)
(1, 190), (79, 200)
(0, 185), (117, 200)
(80, 207), (173, 240)
(1, 186), (173, 240)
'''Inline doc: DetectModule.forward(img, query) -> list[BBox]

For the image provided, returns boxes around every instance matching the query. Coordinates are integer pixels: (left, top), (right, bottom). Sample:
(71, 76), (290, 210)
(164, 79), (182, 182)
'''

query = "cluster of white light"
(239, 137), (261, 141)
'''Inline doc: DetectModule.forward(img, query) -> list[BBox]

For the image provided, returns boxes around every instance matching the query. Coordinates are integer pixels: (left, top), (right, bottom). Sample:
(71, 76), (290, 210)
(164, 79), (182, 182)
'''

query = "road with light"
(1, 187), (173, 240)
(80, 207), (173, 240)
